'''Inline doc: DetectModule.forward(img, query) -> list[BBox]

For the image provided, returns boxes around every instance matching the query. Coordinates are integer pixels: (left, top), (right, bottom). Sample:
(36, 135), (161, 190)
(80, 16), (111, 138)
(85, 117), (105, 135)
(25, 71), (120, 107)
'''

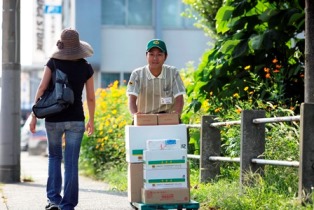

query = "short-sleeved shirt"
(45, 58), (94, 122)
(127, 64), (186, 114)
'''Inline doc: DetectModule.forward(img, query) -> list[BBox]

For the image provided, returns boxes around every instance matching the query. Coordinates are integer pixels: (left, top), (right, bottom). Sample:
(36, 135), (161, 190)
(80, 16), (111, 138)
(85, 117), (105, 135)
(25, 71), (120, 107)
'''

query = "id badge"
(161, 97), (173, 104)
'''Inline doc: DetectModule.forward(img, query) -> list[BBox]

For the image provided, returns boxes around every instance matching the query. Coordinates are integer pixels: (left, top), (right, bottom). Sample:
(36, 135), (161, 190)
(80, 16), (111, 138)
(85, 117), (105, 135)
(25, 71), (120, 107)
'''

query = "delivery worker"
(127, 39), (186, 117)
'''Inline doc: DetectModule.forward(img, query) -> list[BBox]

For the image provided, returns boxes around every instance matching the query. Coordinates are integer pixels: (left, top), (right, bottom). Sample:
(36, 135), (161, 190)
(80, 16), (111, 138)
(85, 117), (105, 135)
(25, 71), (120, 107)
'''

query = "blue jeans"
(45, 121), (85, 210)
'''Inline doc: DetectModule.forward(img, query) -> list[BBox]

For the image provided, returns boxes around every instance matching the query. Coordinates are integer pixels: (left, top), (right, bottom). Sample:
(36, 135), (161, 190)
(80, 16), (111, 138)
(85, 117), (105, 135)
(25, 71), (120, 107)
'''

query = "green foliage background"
(183, 0), (305, 114)
(80, 81), (132, 179)
(77, 0), (312, 208)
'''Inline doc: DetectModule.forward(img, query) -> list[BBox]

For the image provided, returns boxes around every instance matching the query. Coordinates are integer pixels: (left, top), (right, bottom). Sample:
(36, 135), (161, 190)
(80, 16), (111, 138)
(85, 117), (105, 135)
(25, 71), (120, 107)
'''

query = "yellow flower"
(244, 86), (249, 91)
(244, 65), (251, 70)
(233, 93), (239, 98)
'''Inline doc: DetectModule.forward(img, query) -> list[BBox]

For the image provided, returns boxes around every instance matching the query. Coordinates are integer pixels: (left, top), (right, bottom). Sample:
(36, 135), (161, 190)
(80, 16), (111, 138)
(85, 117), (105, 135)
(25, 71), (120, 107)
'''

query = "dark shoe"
(45, 203), (60, 210)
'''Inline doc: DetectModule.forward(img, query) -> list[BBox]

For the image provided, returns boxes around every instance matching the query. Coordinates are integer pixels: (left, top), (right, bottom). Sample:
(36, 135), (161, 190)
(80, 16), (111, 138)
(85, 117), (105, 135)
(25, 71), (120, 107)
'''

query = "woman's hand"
(85, 120), (94, 136)
(29, 113), (37, 133)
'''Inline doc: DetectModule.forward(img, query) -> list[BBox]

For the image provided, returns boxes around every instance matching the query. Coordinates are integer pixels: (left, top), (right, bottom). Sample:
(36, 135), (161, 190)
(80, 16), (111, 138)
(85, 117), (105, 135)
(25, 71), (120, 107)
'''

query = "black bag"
(32, 66), (74, 119)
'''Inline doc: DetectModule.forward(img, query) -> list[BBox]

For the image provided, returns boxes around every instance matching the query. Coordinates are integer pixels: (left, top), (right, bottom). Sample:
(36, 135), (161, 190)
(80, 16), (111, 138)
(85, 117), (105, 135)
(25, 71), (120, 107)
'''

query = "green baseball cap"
(146, 39), (167, 54)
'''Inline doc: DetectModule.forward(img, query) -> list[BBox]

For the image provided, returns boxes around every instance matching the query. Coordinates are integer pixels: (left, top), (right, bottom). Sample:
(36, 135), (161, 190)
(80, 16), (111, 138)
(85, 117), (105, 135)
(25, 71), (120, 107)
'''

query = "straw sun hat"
(50, 28), (94, 60)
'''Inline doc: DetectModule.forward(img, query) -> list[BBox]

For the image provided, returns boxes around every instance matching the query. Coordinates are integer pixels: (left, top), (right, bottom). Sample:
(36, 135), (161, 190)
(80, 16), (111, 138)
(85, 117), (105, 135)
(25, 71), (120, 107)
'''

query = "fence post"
(298, 103), (314, 203)
(240, 110), (265, 186)
(200, 115), (221, 183)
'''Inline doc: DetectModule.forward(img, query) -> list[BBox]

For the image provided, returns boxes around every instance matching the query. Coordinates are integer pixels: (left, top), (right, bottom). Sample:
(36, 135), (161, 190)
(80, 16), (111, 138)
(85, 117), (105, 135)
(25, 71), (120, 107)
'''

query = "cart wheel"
(129, 202), (138, 210)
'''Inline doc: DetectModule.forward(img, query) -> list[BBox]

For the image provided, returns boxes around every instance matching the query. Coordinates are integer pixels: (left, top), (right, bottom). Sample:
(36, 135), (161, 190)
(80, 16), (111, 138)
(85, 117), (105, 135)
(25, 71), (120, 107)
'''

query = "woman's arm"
(30, 66), (52, 133)
(85, 75), (95, 136)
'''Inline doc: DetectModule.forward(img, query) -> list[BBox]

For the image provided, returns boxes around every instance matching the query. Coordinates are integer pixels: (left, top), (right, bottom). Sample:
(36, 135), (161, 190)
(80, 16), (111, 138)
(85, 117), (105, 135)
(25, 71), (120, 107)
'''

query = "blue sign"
(44, 5), (62, 14)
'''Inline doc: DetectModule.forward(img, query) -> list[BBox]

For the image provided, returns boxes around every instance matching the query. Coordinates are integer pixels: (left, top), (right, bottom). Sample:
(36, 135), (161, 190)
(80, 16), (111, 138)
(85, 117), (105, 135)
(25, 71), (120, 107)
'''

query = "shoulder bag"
(32, 60), (74, 118)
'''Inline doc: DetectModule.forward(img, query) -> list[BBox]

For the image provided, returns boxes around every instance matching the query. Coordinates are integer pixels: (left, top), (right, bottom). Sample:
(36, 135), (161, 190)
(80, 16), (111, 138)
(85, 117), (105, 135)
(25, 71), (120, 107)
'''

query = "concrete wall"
(75, 0), (101, 70)
(101, 28), (210, 72)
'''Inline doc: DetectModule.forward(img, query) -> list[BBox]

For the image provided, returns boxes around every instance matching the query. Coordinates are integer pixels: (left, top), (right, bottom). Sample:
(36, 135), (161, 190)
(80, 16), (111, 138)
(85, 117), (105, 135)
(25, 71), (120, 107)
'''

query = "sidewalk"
(0, 152), (133, 210)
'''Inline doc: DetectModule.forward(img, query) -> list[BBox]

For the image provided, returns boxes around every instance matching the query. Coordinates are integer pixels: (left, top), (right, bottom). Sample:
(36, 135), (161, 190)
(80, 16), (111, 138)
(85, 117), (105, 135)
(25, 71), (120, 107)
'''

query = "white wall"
(101, 28), (211, 73)
(163, 30), (211, 69)
(101, 28), (154, 72)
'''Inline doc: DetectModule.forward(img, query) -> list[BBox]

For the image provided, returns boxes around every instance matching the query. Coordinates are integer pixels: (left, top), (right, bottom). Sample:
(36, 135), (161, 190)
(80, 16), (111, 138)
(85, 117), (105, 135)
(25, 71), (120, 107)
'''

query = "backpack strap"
(53, 59), (70, 86)
(51, 59), (58, 86)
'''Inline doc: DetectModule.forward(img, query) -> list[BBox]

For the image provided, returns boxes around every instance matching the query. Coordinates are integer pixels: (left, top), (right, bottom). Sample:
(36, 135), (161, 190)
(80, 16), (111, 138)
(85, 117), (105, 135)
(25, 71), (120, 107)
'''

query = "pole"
(0, 0), (21, 182)
(298, 0), (314, 203)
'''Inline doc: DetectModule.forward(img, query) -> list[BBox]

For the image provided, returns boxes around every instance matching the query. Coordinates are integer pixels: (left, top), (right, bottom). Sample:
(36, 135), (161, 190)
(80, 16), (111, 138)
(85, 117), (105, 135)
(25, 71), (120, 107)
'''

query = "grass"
(80, 162), (128, 192)
(94, 162), (314, 210)
(99, 164), (128, 191)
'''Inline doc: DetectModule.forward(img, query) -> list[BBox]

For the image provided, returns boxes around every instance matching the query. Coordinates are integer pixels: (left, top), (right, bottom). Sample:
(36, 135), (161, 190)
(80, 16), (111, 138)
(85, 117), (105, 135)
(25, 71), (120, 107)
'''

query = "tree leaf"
(232, 40), (248, 58)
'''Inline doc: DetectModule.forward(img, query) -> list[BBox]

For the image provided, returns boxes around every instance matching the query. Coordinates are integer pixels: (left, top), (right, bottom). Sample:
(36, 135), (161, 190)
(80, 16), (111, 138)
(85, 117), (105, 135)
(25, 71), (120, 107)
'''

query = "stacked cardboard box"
(125, 125), (187, 163)
(142, 139), (190, 204)
(134, 113), (179, 126)
(125, 125), (190, 204)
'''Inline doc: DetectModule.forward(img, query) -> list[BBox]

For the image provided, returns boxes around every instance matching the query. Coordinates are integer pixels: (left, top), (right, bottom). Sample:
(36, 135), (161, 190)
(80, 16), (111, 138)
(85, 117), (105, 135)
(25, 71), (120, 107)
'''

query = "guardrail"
(186, 110), (304, 192)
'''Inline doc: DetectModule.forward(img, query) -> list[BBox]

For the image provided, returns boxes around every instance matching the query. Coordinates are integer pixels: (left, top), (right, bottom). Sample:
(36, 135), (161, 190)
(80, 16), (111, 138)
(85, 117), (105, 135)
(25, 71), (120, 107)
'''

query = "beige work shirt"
(127, 65), (186, 114)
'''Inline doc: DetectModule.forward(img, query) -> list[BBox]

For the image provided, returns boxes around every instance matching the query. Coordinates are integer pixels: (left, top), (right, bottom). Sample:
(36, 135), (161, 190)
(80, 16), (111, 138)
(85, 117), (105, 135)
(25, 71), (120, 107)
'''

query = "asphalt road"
(0, 151), (133, 210)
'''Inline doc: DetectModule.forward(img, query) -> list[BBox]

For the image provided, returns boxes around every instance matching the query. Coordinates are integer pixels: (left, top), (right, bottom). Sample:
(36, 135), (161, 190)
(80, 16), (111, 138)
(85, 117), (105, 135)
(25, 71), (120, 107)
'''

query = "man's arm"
(173, 95), (184, 114)
(128, 94), (138, 115)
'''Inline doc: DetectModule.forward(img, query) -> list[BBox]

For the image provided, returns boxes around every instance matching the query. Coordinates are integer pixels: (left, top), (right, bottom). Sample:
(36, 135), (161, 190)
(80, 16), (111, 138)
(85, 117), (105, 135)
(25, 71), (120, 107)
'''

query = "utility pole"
(0, 0), (21, 182)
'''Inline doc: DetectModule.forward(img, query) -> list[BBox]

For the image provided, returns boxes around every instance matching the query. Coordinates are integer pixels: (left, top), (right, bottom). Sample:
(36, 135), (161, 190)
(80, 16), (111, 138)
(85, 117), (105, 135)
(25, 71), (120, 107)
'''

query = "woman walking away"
(29, 28), (95, 210)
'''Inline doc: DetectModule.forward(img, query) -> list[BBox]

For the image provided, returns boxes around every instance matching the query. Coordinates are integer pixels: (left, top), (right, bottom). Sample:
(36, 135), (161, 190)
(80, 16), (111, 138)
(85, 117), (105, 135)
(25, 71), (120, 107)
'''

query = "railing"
(185, 107), (314, 202)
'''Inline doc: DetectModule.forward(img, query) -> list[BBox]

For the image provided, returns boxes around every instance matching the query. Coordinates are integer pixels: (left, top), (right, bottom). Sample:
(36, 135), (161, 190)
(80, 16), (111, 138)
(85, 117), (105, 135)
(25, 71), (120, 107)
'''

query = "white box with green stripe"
(125, 125), (187, 163)
(143, 168), (188, 189)
(143, 149), (187, 170)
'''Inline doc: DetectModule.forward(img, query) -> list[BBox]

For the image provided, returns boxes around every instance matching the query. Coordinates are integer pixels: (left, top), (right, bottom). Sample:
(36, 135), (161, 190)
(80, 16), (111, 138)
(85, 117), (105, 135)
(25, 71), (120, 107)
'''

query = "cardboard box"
(143, 149), (187, 170)
(134, 114), (157, 126)
(146, 139), (181, 150)
(143, 168), (188, 189)
(127, 163), (143, 203)
(141, 188), (190, 204)
(126, 148), (144, 162)
(157, 113), (179, 125)
(125, 125), (188, 163)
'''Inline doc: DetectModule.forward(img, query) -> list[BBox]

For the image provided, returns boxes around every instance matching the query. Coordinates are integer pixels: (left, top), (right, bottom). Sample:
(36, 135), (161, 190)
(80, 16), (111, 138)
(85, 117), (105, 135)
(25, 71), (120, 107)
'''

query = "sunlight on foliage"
(80, 81), (132, 179)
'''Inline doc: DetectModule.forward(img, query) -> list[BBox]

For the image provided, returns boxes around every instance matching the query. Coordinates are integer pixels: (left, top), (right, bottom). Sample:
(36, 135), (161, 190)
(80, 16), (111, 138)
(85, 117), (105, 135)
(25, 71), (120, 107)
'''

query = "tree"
(182, 0), (223, 39)
(184, 0), (305, 113)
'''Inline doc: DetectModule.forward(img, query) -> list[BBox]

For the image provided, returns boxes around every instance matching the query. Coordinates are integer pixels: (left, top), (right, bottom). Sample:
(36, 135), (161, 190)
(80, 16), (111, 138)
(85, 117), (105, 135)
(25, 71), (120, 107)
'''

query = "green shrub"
(80, 81), (132, 179)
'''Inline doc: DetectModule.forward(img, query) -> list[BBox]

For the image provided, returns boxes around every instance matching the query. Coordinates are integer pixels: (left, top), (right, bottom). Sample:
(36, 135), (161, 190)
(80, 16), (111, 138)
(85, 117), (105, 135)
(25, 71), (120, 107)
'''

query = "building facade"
(21, 0), (211, 108)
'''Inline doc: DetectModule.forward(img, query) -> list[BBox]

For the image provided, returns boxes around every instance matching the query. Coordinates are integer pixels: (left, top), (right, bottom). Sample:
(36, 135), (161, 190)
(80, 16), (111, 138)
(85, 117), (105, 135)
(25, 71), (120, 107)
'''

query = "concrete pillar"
(200, 115), (221, 182)
(240, 110), (265, 186)
(298, 103), (314, 202)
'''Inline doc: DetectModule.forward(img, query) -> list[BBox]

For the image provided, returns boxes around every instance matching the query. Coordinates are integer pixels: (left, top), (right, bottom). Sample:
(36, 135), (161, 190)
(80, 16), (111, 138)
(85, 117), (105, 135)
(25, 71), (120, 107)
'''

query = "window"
(162, 0), (195, 29)
(101, 73), (120, 88)
(102, 0), (152, 26)
(123, 73), (131, 85)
